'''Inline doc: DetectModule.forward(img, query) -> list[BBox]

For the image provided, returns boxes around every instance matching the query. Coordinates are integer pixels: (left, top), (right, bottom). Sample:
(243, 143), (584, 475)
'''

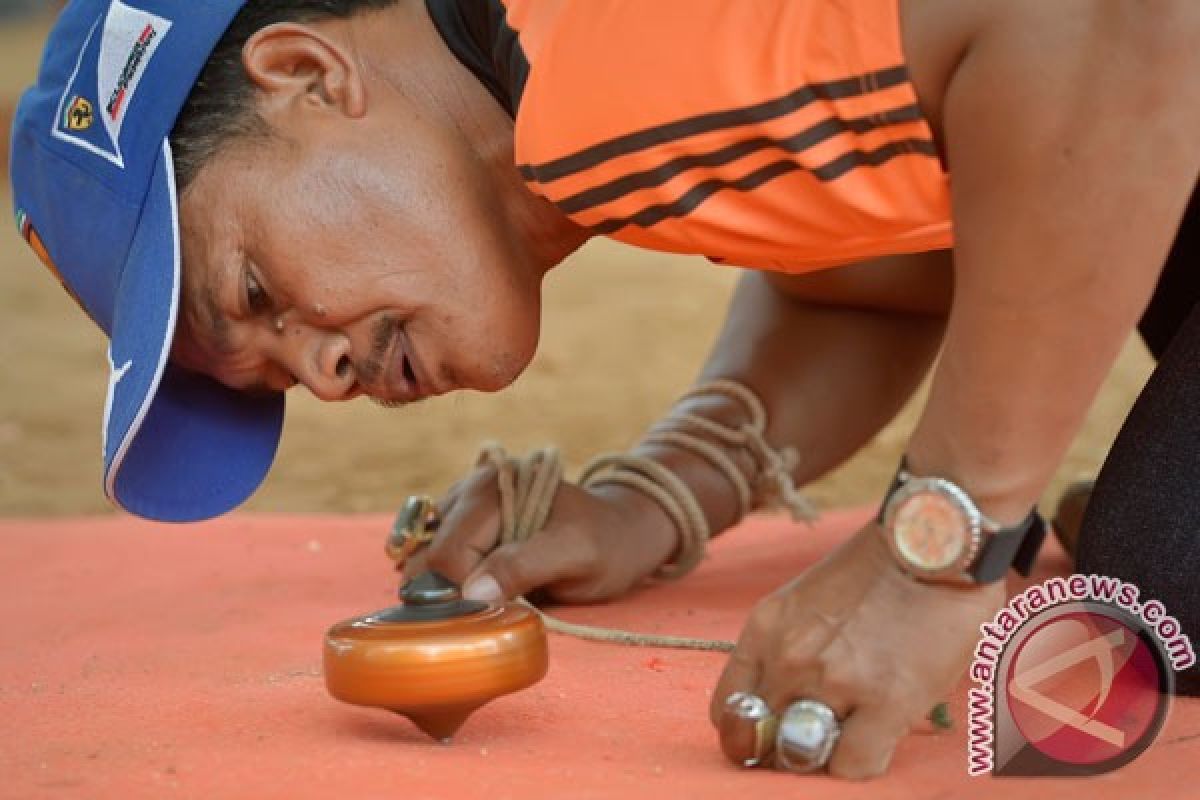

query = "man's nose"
(271, 319), (358, 401)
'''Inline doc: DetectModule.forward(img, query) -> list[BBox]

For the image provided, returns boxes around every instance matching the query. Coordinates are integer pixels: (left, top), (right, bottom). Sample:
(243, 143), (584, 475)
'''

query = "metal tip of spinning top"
(399, 704), (482, 742)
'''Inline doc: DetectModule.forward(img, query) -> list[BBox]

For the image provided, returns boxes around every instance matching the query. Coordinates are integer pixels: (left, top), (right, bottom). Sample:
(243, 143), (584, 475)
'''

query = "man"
(11, 0), (1200, 780)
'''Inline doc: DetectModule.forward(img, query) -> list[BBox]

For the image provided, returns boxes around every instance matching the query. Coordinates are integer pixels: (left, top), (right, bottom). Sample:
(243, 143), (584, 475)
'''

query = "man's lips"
(382, 327), (434, 403)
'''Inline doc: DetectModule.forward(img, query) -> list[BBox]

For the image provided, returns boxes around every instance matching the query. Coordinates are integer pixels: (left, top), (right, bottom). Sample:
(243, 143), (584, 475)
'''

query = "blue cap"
(10, 0), (285, 522)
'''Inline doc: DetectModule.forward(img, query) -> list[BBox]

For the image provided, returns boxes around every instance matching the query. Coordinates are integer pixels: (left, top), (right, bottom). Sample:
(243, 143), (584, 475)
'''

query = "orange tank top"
(428, 0), (955, 273)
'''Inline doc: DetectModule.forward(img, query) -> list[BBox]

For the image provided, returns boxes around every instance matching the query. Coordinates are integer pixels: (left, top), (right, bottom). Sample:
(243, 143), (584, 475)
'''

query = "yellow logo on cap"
(65, 96), (94, 131)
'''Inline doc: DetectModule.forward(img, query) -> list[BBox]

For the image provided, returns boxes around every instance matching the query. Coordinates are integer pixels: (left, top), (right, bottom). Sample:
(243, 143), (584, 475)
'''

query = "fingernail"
(463, 574), (503, 605)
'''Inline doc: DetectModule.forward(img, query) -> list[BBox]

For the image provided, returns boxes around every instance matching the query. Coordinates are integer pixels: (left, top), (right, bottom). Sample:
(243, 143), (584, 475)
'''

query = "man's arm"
(710, 4), (1200, 780)
(906, 2), (1200, 524)
(609, 251), (951, 570)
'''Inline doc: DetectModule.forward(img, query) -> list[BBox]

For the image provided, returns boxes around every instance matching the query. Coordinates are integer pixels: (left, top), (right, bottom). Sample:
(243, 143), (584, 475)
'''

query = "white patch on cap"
(97, 1), (171, 153)
(51, 1), (171, 167)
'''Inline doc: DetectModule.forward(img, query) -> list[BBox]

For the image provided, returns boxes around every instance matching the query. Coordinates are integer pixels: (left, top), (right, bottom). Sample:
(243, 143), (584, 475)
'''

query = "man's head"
(10, 0), (584, 521)
(170, 0), (571, 406)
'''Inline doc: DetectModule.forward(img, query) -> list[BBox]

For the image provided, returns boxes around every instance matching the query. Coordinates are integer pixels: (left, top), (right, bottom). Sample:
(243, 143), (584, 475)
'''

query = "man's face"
(172, 112), (544, 405)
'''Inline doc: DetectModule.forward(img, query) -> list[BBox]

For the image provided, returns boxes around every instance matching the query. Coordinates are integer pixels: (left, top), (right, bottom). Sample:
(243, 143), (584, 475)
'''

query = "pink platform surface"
(1, 508), (1196, 799)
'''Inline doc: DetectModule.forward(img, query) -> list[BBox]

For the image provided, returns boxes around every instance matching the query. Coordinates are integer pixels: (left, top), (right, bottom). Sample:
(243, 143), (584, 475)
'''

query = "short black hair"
(170, 0), (400, 191)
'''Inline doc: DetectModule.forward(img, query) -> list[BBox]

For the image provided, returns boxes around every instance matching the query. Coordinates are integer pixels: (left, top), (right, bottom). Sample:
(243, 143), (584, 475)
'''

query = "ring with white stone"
(774, 699), (841, 773)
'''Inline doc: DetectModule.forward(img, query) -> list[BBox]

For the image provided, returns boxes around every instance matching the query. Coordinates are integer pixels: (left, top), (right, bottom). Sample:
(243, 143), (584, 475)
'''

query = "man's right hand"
(402, 461), (679, 606)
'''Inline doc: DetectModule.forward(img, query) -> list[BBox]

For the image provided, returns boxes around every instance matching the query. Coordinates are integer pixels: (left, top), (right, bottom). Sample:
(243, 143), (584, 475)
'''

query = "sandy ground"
(0, 10), (1155, 520)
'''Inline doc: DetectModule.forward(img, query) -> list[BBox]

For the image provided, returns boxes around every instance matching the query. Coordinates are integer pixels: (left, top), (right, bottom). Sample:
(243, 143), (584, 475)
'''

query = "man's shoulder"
(509, 0), (862, 174)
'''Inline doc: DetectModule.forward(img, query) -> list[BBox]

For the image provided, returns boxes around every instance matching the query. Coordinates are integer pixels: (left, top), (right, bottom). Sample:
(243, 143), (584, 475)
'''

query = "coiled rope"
(477, 379), (816, 651)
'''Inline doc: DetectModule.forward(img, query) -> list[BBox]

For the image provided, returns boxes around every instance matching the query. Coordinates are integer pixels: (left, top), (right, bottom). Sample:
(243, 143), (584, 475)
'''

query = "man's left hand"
(710, 521), (1006, 779)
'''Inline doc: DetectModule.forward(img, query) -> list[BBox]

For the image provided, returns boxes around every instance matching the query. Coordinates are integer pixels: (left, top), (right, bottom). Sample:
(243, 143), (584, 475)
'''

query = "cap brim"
(101, 140), (284, 522)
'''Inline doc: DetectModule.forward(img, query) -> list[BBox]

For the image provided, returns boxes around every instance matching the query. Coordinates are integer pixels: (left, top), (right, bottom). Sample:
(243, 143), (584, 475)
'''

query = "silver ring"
(718, 692), (778, 768)
(775, 699), (841, 773)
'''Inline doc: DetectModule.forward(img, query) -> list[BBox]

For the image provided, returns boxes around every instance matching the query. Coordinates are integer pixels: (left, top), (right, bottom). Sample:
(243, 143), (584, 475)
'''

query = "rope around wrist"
(464, 378), (817, 651)
(473, 442), (733, 651)
(585, 379), (817, 579)
(578, 452), (712, 579)
(649, 380), (817, 522)
(479, 380), (817, 582)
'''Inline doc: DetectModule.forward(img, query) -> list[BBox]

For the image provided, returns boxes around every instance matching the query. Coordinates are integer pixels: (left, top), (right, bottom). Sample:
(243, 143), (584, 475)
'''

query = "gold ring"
(718, 692), (779, 768)
(385, 495), (442, 566)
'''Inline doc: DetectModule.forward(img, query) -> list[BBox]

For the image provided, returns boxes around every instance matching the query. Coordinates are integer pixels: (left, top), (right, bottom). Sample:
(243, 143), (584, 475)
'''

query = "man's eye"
(245, 270), (270, 313)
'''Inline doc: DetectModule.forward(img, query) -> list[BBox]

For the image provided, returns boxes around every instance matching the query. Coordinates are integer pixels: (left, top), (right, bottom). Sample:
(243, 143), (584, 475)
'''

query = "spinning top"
(324, 570), (548, 741)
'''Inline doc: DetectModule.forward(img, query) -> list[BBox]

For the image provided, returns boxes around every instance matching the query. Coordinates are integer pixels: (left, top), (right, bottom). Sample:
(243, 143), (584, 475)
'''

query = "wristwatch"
(876, 458), (1047, 585)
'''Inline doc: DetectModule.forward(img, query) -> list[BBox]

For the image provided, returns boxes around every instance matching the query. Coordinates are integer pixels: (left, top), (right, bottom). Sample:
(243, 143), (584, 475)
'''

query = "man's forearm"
(607, 265), (947, 566)
(905, 9), (1200, 525)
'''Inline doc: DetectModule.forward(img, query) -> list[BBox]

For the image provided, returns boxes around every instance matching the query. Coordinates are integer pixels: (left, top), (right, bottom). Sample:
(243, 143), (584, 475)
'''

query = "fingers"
(711, 649), (763, 726)
(710, 599), (777, 724)
(405, 463), (611, 605)
(417, 464), (503, 585)
(757, 612), (846, 715)
(754, 629), (919, 780)
(716, 597), (910, 780)
(712, 592), (841, 725)
(401, 486), (467, 580)
(826, 704), (911, 781)
(462, 533), (596, 605)
(712, 593), (806, 726)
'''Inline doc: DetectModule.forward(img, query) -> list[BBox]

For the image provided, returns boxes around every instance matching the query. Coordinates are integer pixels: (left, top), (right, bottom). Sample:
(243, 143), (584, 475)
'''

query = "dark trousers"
(1076, 186), (1200, 694)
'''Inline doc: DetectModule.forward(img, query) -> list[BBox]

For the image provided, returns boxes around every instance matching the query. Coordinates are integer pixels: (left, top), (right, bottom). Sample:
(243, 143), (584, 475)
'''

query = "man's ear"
(241, 22), (367, 121)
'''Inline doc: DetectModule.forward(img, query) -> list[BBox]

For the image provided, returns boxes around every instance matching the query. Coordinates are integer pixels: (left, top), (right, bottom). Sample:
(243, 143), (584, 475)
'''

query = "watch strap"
(968, 510), (1046, 582)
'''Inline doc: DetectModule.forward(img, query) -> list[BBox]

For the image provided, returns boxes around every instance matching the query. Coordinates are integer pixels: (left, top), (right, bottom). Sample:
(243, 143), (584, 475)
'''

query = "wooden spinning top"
(324, 570), (548, 742)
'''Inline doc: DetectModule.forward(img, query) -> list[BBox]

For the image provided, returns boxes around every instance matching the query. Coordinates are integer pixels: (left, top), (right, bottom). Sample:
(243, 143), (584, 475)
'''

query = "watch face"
(892, 491), (970, 573)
